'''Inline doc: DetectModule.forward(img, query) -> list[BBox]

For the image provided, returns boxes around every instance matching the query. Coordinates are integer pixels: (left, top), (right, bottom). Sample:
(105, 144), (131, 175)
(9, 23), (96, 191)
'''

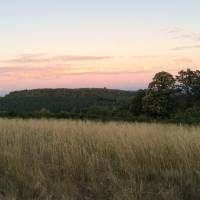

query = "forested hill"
(0, 88), (135, 113)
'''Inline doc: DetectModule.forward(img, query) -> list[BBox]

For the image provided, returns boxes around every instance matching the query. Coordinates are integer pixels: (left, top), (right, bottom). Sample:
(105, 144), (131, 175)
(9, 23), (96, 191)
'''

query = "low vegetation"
(1, 119), (200, 199)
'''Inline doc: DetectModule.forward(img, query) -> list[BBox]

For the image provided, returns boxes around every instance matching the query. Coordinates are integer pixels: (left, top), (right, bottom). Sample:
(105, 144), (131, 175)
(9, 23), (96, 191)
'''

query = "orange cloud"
(171, 45), (200, 51)
(1, 54), (113, 64)
(174, 58), (193, 63)
(0, 71), (154, 95)
(0, 65), (153, 80)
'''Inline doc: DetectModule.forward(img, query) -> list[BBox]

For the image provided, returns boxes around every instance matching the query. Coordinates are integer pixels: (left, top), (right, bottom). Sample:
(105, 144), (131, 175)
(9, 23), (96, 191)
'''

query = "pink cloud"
(0, 65), (153, 80)
(0, 71), (153, 94)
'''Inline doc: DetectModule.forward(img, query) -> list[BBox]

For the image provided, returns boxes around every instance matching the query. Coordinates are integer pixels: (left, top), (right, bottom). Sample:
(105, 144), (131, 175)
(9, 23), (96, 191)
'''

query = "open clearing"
(0, 119), (200, 200)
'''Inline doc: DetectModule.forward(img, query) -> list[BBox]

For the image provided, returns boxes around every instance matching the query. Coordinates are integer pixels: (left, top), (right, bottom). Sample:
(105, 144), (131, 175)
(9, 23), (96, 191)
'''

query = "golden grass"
(0, 119), (200, 199)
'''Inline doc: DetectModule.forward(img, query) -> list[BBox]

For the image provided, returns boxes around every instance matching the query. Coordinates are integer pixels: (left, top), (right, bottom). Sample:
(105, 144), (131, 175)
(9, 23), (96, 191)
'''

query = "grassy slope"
(0, 119), (200, 199)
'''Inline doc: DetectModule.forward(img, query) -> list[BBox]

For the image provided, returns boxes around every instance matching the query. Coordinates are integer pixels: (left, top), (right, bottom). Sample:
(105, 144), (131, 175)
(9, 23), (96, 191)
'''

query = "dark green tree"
(149, 71), (175, 91)
(176, 69), (200, 105)
(142, 72), (175, 117)
(130, 89), (146, 115)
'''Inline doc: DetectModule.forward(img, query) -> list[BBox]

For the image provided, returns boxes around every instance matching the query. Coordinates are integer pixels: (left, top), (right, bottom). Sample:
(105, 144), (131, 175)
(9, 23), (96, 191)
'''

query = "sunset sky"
(0, 0), (200, 95)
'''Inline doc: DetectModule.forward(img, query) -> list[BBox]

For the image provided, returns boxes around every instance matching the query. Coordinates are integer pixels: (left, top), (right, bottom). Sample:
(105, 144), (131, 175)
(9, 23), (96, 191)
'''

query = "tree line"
(0, 68), (200, 123)
(130, 68), (200, 123)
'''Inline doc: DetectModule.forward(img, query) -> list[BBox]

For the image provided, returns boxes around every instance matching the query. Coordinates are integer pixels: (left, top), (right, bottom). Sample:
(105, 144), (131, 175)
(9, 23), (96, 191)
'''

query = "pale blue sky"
(0, 0), (200, 94)
(1, 0), (199, 55)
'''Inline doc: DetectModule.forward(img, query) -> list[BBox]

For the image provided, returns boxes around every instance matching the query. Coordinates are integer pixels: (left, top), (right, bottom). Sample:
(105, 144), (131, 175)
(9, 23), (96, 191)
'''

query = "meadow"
(0, 119), (200, 200)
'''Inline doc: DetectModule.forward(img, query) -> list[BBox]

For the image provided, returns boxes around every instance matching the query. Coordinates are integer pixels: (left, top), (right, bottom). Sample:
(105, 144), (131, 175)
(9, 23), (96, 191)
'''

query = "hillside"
(0, 88), (135, 114)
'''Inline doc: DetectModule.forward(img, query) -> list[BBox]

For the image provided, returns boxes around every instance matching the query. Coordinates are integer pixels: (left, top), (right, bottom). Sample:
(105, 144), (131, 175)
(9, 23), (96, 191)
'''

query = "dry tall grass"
(0, 119), (200, 200)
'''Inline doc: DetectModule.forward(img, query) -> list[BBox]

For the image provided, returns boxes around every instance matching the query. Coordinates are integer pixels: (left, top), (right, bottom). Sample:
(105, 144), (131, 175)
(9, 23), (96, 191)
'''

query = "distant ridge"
(0, 88), (135, 113)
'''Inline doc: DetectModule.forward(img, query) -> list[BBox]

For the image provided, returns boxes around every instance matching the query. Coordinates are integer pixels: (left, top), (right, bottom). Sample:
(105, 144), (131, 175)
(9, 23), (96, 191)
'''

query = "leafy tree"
(176, 69), (200, 105)
(142, 72), (175, 117)
(176, 69), (198, 94)
(149, 71), (175, 91)
(142, 92), (171, 117)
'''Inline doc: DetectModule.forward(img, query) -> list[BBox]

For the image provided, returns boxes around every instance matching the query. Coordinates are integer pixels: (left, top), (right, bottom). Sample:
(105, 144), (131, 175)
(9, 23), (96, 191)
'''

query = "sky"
(0, 0), (200, 95)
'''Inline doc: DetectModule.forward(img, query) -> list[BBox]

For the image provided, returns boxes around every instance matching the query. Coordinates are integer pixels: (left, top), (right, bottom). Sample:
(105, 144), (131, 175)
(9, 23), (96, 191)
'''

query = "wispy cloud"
(0, 54), (115, 79)
(0, 53), (156, 81)
(0, 65), (153, 80)
(168, 27), (184, 34)
(0, 54), (113, 65)
(173, 58), (193, 63)
(168, 27), (200, 41)
(0, 66), (70, 79)
(171, 45), (200, 51)
(0, 65), (99, 79)
(131, 55), (159, 59)
(177, 32), (200, 41)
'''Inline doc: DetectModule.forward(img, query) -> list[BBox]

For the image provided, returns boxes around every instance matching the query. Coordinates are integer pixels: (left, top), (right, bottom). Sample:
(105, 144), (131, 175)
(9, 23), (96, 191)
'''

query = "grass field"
(0, 119), (200, 200)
